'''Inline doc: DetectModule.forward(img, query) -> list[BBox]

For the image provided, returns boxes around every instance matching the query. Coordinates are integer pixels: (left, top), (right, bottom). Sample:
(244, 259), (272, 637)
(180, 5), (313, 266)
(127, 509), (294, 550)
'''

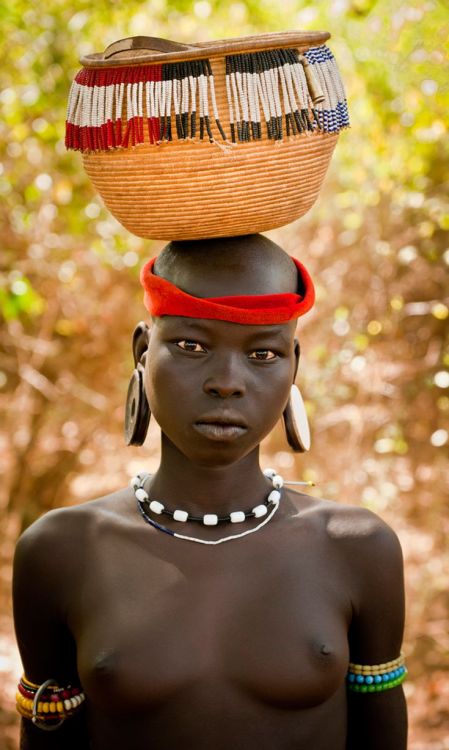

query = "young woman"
(13, 234), (407, 749)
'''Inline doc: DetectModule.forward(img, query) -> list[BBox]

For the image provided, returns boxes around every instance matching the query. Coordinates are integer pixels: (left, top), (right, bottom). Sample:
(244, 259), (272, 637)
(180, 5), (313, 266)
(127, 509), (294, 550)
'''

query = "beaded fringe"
(65, 60), (225, 151)
(65, 44), (349, 152)
(303, 46), (349, 133)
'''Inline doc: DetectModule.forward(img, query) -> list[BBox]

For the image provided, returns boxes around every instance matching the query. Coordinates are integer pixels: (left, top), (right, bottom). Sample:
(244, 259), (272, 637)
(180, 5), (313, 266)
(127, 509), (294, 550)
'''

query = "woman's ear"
(132, 321), (150, 367)
(293, 338), (301, 382)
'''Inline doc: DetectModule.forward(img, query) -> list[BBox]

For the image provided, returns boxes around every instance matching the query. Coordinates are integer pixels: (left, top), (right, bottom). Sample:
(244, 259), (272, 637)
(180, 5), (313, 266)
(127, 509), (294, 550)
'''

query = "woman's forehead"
(160, 256), (298, 298)
(155, 235), (298, 298)
(153, 315), (296, 342)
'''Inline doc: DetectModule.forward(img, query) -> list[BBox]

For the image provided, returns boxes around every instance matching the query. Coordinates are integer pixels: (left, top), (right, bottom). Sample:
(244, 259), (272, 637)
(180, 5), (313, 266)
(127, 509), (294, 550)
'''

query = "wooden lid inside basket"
(80, 30), (331, 67)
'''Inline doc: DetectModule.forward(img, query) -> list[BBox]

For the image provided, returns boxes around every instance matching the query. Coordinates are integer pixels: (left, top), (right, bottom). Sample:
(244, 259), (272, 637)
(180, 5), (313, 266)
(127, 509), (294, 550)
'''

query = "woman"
(13, 234), (407, 749)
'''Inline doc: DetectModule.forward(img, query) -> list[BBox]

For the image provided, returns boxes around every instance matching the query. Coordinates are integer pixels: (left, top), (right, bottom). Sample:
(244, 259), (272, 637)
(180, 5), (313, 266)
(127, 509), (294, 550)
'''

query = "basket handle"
(104, 36), (198, 59)
(103, 37), (325, 104)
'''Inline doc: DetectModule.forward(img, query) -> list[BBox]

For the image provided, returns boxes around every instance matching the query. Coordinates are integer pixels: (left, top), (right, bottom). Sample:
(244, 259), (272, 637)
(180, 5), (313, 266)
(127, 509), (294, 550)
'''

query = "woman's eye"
(175, 339), (206, 353)
(249, 349), (277, 361)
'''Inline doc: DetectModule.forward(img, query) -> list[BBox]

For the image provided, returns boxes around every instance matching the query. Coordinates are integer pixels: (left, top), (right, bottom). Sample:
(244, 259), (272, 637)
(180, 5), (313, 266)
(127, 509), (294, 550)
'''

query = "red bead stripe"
(74, 65), (163, 86)
(66, 65), (162, 151)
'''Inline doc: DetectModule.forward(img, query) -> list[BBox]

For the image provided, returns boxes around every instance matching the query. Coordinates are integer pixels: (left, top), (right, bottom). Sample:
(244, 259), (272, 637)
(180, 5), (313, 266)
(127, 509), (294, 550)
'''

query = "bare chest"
(70, 512), (351, 716)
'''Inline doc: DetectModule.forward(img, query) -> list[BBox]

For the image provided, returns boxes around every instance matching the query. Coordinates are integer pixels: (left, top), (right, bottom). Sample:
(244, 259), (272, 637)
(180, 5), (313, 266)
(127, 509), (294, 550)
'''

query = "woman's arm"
(344, 512), (408, 750)
(12, 509), (91, 749)
(19, 707), (90, 750)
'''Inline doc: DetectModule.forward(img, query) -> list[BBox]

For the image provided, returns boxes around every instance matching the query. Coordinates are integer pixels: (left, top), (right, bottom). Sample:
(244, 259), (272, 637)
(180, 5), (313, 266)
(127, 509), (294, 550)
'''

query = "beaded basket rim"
(80, 30), (331, 68)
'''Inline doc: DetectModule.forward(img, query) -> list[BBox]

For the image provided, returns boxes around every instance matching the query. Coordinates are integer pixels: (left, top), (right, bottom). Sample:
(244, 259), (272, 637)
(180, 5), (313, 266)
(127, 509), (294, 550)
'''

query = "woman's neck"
(146, 438), (271, 516)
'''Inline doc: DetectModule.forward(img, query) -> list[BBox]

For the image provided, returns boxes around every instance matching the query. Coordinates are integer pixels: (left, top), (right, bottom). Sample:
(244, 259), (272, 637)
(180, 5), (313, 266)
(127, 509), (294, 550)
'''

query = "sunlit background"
(0, 0), (448, 747)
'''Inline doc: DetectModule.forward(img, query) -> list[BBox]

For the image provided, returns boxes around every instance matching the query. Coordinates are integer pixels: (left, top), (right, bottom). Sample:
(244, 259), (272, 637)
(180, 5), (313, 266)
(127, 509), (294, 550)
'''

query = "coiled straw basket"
(66, 31), (348, 240)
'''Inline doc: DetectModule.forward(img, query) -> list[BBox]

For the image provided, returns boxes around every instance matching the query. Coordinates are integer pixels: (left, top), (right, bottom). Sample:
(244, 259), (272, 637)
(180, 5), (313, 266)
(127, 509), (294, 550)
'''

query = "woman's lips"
(193, 422), (248, 441)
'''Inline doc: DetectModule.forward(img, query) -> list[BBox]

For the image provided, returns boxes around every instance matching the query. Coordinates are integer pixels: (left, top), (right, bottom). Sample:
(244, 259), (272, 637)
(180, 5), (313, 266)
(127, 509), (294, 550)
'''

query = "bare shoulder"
(286, 492), (405, 622)
(288, 490), (403, 564)
(309, 494), (404, 604)
(14, 485), (133, 575)
(324, 498), (401, 549)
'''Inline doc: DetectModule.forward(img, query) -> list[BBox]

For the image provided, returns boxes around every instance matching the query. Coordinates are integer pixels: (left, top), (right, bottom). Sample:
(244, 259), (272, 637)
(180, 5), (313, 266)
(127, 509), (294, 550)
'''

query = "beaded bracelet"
(16, 674), (86, 731)
(346, 653), (407, 693)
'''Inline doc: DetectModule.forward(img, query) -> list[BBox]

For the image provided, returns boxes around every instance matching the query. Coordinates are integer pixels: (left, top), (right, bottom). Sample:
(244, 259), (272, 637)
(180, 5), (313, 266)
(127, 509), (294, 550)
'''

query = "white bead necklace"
(132, 468), (286, 545)
(131, 468), (284, 525)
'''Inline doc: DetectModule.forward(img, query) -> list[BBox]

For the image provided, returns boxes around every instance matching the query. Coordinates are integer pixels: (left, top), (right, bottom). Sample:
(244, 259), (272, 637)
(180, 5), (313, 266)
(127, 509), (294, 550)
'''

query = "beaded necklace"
(131, 468), (297, 545)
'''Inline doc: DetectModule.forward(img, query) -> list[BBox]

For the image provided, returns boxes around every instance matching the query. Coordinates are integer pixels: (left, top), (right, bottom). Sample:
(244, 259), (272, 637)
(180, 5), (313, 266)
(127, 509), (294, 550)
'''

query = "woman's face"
(143, 315), (299, 466)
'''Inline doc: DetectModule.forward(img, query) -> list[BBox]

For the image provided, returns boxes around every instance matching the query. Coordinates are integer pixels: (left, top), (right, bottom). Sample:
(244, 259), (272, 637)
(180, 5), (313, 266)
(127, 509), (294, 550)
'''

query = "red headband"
(139, 256), (315, 325)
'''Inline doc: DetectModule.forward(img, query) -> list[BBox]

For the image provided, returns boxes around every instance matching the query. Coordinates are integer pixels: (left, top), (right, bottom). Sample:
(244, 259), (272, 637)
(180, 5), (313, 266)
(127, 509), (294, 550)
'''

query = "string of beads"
(131, 469), (283, 525)
(346, 653), (407, 693)
(16, 675), (86, 727)
(133, 468), (284, 544)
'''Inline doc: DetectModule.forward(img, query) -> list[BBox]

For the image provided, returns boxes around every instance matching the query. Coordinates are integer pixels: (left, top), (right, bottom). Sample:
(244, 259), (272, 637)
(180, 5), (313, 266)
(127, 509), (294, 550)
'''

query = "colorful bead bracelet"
(346, 653), (407, 693)
(348, 653), (405, 674)
(16, 674), (86, 730)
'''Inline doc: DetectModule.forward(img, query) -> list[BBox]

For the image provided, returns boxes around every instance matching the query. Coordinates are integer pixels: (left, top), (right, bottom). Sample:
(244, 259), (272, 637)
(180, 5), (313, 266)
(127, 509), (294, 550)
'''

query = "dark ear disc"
(124, 362), (151, 446)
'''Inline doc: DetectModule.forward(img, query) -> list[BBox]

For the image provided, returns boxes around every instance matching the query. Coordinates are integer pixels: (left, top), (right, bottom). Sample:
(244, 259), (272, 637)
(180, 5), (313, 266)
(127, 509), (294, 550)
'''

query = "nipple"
(320, 644), (332, 656)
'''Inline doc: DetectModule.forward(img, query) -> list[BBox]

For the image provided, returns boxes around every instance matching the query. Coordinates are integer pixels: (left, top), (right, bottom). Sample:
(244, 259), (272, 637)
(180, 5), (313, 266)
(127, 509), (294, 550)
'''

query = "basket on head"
(66, 31), (349, 241)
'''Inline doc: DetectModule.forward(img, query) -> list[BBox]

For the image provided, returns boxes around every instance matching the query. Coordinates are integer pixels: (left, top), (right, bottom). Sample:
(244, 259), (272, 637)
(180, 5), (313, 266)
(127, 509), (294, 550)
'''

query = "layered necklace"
(131, 469), (310, 546)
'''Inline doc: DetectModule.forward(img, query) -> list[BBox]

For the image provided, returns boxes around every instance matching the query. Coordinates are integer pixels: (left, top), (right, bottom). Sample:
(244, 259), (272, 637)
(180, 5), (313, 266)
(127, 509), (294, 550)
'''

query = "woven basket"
(66, 32), (348, 240)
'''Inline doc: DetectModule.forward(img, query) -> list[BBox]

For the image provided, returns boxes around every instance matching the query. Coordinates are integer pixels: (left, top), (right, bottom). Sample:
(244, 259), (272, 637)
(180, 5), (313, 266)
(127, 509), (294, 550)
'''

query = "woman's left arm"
(345, 513), (408, 750)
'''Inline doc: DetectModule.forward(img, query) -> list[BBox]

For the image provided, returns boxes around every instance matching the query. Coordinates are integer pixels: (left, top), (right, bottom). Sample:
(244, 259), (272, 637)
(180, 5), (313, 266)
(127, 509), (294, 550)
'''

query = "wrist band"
(346, 653), (407, 693)
(16, 674), (86, 731)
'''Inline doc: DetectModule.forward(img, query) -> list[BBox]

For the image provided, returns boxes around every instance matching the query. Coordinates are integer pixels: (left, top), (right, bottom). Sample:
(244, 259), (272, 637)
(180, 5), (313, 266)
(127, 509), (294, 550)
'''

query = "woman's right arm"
(19, 705), (90, 750)
(12, 508), (91, 749)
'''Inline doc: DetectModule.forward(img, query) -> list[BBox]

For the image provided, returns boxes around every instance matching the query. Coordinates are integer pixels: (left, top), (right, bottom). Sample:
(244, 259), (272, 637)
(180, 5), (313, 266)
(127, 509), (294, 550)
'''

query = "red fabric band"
(139, 256), (315, 325)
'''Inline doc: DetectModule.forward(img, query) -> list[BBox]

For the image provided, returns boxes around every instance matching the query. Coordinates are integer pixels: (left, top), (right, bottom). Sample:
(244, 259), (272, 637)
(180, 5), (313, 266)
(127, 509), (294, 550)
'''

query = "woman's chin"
(161, 433), (259, 468)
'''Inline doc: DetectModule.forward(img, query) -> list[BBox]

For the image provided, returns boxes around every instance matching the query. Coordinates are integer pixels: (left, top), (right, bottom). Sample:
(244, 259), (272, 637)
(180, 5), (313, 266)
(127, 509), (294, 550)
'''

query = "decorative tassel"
(65, 65), (162, 152)
(304, 45), (349, 132)
(224, 44), (349, 143)
(206, 59), (226, 141)
(66, 57), (227, 152)
(65, 44), (348, 152)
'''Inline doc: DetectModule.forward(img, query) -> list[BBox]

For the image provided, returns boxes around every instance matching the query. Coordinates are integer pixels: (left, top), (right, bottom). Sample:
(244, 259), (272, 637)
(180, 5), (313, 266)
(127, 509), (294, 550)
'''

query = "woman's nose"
(202, 354), (246, 398)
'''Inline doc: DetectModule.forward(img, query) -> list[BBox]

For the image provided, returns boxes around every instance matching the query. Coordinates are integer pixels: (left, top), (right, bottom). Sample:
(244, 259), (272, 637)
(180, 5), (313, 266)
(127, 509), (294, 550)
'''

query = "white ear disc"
(290, 384), (311, 451)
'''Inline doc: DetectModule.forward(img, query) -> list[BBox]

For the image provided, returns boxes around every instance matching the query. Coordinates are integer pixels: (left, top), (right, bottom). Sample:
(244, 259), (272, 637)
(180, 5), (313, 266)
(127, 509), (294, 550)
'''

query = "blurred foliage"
(0, 0), (448, 747)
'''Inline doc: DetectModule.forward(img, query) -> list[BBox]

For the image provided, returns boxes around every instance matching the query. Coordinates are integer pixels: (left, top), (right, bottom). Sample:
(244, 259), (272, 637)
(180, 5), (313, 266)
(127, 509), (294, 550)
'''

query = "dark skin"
(13, 237), (407, 749)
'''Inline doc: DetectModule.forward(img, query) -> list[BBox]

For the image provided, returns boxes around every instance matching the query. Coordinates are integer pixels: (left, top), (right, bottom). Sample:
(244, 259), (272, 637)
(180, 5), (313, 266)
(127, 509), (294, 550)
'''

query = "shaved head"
(154, 235), (298, 299)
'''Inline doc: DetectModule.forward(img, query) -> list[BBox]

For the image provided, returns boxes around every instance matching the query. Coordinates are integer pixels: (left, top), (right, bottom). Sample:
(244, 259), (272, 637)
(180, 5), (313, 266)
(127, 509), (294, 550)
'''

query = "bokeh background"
(0, 0), (448, 747)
